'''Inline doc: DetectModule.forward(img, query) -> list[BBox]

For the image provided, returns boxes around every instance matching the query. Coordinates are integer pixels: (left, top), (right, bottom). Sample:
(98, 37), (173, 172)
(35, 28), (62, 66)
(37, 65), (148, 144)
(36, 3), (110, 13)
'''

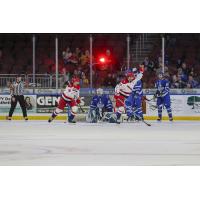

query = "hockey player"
(114, 66), (144, 122)
(87, 88), (113, 123)
(155, 72), (173, 121)
(125, 68), (143, 121)
(48, 77), (83, 123)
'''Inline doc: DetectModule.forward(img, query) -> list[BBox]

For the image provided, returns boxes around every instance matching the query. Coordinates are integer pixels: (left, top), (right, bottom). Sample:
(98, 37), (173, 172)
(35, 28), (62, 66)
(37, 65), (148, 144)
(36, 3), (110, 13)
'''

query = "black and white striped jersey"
(11, 81), (24, 96)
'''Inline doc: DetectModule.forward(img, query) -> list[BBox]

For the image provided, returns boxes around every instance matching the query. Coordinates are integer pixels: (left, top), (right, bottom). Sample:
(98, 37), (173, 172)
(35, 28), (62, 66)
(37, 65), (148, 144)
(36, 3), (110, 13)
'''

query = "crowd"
(1, 34), (200, 89)
(61, 47), (119, 88)
(170, 62), (199, 89)
(141, 53), (200, 89)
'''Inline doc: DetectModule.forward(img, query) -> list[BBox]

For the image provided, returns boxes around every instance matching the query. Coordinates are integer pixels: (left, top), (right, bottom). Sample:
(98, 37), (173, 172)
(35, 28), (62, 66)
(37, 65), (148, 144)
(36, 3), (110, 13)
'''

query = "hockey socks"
(116, 111), (121, 120)
(48, 111), (57, 123)
(68, 111), (76, 123)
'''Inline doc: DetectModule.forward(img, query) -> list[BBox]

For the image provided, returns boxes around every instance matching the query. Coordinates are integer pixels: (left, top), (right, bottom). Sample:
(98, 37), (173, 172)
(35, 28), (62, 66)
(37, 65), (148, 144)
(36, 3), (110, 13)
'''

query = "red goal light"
(99, 57), (106, 63)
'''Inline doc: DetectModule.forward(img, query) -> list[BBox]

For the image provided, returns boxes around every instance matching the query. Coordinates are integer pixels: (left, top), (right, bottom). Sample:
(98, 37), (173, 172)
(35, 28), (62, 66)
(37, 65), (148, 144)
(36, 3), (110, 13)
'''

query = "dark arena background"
(0, 33), (200, 165)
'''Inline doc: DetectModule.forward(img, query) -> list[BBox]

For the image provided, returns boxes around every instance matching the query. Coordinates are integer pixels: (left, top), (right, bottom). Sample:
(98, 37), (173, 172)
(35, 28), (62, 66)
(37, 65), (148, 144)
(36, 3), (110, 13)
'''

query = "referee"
(7, 74), (28, 121)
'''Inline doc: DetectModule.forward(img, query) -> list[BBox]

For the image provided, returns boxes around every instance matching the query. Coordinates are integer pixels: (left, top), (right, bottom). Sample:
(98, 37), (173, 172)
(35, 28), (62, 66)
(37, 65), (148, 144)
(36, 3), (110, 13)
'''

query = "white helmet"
(132, 67), (138, 75)
(96, 88), (104, 95)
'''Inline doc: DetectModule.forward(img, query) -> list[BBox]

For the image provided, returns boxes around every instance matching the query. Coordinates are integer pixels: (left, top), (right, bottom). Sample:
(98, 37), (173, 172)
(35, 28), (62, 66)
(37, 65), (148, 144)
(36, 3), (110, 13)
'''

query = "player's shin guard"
(115, 106), (124, 121)
(157, 105), (162, 121)
(136, 107), (143, 120)
(125, 100), (133, 118)
(126, 106), (133, 118)
(68, 111), (76, 123)
(48, 108), (62, 122)
(166, 107), (173, 121)
(116, 111), (121, 120)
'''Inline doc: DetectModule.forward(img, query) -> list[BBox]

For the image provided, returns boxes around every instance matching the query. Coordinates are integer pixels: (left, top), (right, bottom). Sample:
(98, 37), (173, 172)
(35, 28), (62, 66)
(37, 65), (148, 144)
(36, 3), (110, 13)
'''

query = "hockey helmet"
(71, 77), (80, 89)
(132, 67), (138, 75)
(96, 88), (104, 95)
(126, 71), (135, 78)
(158, 72), (164, 79)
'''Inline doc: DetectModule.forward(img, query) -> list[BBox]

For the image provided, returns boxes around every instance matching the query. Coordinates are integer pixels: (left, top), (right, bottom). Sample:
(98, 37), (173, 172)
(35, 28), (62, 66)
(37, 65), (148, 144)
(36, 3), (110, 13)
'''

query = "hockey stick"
(143, 95), (156, 102)
(124, 114), (151, 126)
(133, 113), (151, 126)
(78, 104), (85, 113)
(140, 118), (151, 126)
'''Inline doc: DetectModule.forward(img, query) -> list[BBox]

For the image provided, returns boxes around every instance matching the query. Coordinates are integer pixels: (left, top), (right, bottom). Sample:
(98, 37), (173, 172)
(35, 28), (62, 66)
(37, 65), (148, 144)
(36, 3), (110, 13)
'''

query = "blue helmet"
(158, 72), (164, 79)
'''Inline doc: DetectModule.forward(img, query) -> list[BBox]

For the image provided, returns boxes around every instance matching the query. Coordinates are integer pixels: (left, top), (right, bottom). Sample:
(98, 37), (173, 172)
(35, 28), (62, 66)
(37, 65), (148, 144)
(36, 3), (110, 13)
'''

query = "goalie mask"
(96, 88), (103, 96)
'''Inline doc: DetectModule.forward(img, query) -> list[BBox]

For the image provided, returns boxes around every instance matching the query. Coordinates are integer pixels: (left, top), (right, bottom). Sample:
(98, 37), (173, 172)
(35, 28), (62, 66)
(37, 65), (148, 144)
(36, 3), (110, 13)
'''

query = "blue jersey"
(132, 80), (143, 97)
(155, 79), (170, 97)
(90, 94), (113, 112)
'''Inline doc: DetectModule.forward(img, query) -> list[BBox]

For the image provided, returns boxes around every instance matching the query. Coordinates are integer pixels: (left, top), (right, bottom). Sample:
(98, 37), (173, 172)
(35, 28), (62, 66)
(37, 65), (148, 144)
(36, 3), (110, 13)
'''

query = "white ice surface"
(0, 120), (200, 165)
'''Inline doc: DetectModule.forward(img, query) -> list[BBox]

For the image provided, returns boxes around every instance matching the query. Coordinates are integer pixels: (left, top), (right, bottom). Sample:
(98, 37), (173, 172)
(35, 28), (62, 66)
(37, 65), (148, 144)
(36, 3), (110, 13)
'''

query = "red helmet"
(71, 77), (80, 84)
(71, 77), (80, 89)
(126, 72), (135, 78)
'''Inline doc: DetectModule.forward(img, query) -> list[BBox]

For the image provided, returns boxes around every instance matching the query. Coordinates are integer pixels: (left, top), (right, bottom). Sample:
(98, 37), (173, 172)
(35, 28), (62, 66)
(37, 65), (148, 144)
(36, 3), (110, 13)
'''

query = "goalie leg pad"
(86, 109), (98, 123)
(103, 112), (117, 123)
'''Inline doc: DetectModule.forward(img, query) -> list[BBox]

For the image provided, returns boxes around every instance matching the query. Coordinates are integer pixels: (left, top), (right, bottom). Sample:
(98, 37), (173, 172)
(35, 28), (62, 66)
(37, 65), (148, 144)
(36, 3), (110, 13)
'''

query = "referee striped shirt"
(11, 81), (24, 96)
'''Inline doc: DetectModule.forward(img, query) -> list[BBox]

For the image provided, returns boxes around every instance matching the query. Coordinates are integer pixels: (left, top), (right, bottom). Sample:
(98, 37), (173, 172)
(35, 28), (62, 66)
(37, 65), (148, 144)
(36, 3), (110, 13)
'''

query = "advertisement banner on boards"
(36, 95), (60, 113)
(36, 95), (93, 113)
(145, 95), (200, 116)
(0, 95), (37, 113)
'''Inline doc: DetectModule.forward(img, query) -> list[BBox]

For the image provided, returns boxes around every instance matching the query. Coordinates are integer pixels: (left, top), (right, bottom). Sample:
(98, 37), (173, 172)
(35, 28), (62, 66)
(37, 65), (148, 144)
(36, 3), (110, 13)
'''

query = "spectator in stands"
(61, 68), (70, 83)
(177, 67), (188, 82)
(171, 75), (180, 88)
(143, 57), (149, 67)
(103, 73), (116, 88)
(148, 60), (155, 72)
(187, 75), (198, 88)
(176, 59), (182, 68)
(63, 47), (72, 65)
(80, 50), (90, 66)
(68, 53), (78, 65)
(177, 73), (187, 88)
(75, 47), (81, 63)
(80, 72), (89, 88)
(77, 67), (83, 78)
(181, 62), (190, 77)
(73, 69), (78, 77)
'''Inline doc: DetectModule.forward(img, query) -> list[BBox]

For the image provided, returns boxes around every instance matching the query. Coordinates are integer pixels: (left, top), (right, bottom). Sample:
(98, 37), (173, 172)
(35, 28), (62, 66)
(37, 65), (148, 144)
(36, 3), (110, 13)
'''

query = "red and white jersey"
(61, 85), (80, 102)
(115, 72), (143, 98)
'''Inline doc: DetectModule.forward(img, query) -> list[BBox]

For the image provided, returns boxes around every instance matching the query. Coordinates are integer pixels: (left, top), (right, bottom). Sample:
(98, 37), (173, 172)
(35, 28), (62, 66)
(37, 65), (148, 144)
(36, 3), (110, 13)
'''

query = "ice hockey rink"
(0, 120), (200, 165)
